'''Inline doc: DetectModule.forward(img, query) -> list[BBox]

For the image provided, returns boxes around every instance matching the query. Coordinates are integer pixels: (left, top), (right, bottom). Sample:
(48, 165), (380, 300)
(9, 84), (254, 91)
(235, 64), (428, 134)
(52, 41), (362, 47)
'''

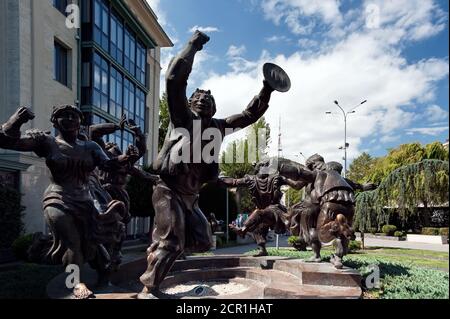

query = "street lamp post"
(326, 100), (367, 177)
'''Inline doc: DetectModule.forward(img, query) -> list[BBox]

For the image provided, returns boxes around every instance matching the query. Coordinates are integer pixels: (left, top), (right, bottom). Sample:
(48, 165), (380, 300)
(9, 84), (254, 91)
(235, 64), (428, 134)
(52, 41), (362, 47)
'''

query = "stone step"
(170, 255), (290, 273)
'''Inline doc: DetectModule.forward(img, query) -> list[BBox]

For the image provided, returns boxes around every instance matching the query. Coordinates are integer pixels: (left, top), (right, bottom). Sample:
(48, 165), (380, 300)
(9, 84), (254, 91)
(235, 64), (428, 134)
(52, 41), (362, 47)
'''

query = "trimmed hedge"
(11, 234), (34, 261)
(382, 225), (397, 236)
(394, 231), (405, 238)
(0, 185), (25, 249)
(421, 227), (440, 236)
(439, 228), (449, 236)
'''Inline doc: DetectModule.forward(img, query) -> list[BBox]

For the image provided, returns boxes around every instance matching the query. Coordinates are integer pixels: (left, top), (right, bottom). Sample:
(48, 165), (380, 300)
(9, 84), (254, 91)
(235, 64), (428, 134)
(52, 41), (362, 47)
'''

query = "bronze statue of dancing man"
(139, 30), (290, 298)
(220, 160), (303, 257)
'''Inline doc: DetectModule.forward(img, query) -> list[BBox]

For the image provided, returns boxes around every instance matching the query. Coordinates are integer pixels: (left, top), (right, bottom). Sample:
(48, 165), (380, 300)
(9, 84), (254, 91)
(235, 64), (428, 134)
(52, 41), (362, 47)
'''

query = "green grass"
(251, 247), (449, 299)
(0, 264), (64, 299)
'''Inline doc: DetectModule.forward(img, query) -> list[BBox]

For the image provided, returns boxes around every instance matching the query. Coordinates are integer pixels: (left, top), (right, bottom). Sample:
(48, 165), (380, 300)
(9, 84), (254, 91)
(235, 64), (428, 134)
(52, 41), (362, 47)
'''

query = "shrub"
(348, 240), (362, 252)
(394, 231), (405, 238)
(421, 227), (440, 236)
(0, 185), (25, 249)
(382, 225), (397, 236)
(439, 228), (449, 236)
(368, 227), (378, 234)
(11, 234), (34, 261)
(288, 236), (300, 246)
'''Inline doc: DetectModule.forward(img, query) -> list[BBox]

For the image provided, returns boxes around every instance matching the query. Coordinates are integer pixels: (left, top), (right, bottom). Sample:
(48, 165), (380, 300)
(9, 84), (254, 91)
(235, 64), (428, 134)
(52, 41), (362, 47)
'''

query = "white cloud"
(424, 105), (449, 123)
(362, 0), (447, 42)
(406, 126), (449, 136)
(146, 0), (166, 26)
(197, 29), (448, 165)
(261, 0), (343, 35)
(259, 0), (447, 45)
(188, 25), (220, 33)
(227, 45), (247, 57)
(265, 35), (292, 43)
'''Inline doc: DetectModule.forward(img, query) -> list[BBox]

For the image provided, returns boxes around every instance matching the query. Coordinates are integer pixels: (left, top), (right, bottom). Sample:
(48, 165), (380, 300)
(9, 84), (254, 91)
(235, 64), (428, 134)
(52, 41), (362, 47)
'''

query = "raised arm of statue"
(89, 114), (126, 150)
(166, 31), (210, 127)
(223, 81), (274, 131)
(127, 119), (147, 159)
(0, 107), (48, 155)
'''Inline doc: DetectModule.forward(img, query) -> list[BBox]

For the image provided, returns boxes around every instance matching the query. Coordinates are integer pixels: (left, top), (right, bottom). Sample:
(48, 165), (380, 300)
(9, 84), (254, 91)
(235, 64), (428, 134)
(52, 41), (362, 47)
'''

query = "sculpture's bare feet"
(137, 287), (160, 299)
(229, 224), (245, 238)
(73, 283), (94, 299)
(330, 255), (343, 269)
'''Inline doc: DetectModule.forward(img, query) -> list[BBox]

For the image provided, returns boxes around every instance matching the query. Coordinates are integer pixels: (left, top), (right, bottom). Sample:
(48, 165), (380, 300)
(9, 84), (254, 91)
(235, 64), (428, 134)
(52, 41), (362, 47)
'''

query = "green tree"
(354, 159), (449, 231)
(347, 152), (376, 184)
(158, 92), (170, 151)
(285, 187), (303, 209)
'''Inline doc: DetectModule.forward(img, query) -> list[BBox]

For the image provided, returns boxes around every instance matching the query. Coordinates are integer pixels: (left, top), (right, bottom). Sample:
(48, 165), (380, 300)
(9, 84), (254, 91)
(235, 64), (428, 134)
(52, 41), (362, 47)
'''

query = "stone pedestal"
(47, 255), (362, 299)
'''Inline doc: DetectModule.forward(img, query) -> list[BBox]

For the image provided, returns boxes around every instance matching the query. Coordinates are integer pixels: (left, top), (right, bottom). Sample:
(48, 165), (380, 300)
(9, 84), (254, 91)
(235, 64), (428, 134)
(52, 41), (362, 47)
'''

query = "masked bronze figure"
(281, 155), (376, 269)
(219, 160), (303, 257)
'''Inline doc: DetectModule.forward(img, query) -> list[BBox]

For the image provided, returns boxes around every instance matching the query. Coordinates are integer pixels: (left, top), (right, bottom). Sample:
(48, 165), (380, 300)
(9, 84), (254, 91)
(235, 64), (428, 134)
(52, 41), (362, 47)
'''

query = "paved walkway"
(212, 236), (449, 255)
(356, 236), (449, 252)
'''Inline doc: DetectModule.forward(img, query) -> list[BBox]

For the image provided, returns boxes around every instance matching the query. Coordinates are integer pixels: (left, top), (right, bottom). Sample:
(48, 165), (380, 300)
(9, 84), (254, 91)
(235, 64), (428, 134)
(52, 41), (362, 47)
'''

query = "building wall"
(1, 0), (169, 235)
(1, 0), (79, 234)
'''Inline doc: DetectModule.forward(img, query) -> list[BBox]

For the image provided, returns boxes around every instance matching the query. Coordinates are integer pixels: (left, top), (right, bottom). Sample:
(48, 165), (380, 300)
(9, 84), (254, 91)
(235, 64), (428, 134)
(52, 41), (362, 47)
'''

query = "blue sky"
(147, 0), (449, 164)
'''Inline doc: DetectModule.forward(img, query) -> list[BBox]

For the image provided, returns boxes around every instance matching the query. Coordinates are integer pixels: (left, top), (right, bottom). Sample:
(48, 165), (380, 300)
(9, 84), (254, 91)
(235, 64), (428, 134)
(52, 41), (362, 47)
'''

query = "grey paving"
(212, 235), (449, 255)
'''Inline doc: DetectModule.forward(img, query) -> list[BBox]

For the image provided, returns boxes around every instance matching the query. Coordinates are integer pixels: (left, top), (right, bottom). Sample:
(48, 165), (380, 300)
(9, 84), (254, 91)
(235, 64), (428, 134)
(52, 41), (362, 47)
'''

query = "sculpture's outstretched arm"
(222, 81), (274, 131)
(91, 142), (139, 172)
(166, 31), (210, 127)
(129, 167), (160, 184)
(279, 163), (316, 183)
(282, 177), (308, 190)
(89, 114), (126, 150)
(217, 176), (249, 188)
(345, 178), (377, 192)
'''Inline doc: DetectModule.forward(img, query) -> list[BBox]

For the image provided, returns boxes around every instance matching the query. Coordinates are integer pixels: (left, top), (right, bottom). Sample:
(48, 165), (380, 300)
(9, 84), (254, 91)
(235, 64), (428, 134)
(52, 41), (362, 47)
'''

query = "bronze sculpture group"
(0, 30), (373, 299)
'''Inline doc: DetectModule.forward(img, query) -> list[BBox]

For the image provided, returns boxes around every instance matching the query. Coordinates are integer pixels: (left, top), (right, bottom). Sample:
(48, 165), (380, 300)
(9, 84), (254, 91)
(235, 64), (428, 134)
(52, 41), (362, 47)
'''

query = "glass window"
(110, 13), (124, 65)
(135, 88), (146, 130)
(94, 0), (109, 51)
(54, 41), (69, 87)
(53, 0), (68, 15)
(136, 41), (147, 86)
(124, 78), (135, 121)
(124, 28), (136, 76)
(93, 53), (109, 112)
(110, 67), (123, 119)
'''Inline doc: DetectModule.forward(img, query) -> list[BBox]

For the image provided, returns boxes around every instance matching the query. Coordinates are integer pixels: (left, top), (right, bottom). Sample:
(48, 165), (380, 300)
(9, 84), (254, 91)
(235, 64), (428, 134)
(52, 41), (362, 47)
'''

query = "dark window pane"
(54, 41), (68, 86)
(53, 0), (68, 15)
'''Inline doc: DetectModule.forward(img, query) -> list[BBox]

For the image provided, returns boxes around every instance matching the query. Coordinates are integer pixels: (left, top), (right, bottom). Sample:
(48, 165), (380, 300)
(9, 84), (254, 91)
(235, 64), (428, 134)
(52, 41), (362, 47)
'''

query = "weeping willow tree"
(354, 159), (449, 231)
